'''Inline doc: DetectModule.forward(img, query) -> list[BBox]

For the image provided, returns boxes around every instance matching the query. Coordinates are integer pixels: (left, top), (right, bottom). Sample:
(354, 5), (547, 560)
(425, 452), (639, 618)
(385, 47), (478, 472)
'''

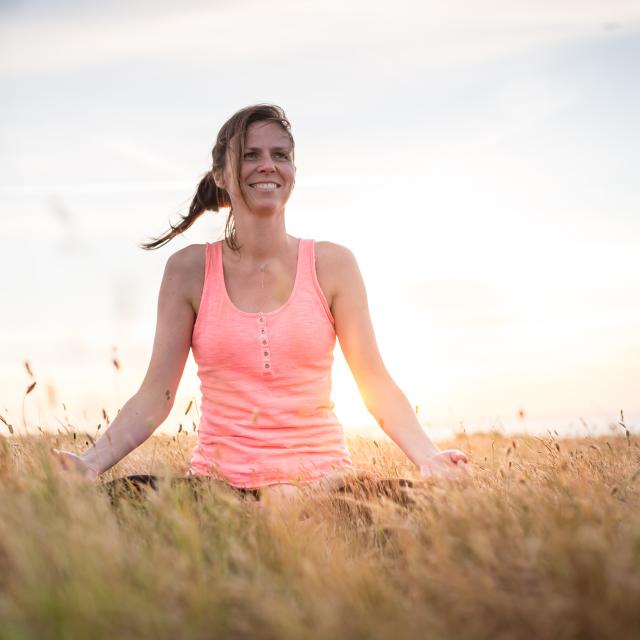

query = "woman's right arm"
(52, 247), (199, 478)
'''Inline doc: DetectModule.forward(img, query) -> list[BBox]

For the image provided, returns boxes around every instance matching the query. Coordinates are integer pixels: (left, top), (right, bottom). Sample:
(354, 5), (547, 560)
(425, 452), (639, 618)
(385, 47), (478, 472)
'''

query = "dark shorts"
(101, 472), (417, 508)
(102, 474), (260, 504)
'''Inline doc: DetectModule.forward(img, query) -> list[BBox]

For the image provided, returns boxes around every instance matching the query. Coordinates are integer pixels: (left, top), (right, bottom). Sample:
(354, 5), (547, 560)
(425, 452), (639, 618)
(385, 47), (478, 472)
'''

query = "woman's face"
(219, 120), (295, 215)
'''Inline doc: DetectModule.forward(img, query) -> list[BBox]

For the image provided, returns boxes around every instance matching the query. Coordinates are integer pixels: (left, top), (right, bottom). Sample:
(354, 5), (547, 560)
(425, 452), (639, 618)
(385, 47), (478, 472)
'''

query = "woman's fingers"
(448, 449), (469, 465)
(51, 448), (69, 470)
(419, 449), (471, 481)
(455, 460), (470, 478)
(50, 448), (96, 480)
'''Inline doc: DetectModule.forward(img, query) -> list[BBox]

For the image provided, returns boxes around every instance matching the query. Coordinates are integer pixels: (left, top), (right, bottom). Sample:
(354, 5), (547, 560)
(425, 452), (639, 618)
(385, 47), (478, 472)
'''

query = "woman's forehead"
(244, 121), (292, 147)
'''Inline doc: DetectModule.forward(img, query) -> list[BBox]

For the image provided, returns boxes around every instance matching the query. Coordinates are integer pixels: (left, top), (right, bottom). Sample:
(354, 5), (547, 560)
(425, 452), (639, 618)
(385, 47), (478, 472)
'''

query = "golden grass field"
(1, 424), (639, 640)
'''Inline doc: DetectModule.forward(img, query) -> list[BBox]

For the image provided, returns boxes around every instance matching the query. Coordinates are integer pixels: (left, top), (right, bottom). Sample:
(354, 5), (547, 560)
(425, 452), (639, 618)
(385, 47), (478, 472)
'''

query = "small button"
(258, 317), (264, 323)
(262, 339), (267, 345)
(260, 328), (265, 334)
(263, 351), (269, 356)
(264, 363), (270, 369)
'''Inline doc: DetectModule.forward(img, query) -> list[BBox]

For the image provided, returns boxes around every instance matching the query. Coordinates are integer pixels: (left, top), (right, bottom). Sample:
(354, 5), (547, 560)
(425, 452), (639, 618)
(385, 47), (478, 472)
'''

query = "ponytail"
(138, 171), (239, 251)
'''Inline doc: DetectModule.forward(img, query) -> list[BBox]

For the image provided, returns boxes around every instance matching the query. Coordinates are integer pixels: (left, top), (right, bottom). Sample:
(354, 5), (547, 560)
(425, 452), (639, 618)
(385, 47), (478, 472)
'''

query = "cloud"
(1, 0), (638, 74)
(94, 136), (187, 176)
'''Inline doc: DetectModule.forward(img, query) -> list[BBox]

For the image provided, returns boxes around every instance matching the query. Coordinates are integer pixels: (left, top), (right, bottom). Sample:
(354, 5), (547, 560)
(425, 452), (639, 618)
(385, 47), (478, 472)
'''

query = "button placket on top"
(257, 313), (272, 376)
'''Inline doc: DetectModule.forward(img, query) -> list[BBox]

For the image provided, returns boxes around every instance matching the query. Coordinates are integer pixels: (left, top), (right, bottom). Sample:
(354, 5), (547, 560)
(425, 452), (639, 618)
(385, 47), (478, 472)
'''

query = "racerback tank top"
(188, 238), (354, 488)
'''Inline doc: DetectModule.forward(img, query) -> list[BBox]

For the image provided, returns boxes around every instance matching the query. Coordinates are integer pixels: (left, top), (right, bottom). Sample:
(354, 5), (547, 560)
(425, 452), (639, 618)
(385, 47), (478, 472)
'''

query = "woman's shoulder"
(162, 244), (209, 293)
(314, 241), (359, 279)
(314, 240), (356, 266)
(313, 241), (360, 303)
(165, 243), (209, 314)
(167, 243), (208, 273)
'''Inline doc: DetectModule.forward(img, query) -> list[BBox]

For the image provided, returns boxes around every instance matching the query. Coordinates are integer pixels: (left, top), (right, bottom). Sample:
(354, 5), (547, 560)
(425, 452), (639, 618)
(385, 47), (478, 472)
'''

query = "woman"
(52, 104), (468, 504)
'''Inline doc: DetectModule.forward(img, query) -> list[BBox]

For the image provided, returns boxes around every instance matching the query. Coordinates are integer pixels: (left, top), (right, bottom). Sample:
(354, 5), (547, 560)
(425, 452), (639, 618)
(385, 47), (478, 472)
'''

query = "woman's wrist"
(413, 445), (441, 468)
(79, 450), (101, 476)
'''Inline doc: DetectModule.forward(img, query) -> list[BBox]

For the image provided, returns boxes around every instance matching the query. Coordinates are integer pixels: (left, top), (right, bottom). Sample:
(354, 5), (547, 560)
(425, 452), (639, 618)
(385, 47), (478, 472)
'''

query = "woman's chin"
(246, 201), (287, 217)
(242, 188), (291, 211)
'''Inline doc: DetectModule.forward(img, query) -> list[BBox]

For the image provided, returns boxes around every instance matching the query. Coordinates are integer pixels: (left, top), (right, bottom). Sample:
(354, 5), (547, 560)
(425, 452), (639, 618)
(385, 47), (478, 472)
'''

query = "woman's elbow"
(360, 375), (404, 414)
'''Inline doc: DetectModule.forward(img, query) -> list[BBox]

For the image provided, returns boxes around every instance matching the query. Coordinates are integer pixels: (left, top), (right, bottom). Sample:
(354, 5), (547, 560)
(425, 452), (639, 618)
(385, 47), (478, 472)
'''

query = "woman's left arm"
(325, 244), (468, 478)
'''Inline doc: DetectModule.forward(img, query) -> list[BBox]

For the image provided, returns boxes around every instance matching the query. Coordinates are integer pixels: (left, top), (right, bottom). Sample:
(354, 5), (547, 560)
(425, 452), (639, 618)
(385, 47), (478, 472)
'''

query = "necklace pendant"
(259, 264), (266, 290)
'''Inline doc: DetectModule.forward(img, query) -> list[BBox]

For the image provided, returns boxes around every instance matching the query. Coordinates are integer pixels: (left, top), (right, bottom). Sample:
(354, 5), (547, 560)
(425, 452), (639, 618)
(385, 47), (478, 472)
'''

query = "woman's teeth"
(250, 183), (278, 191)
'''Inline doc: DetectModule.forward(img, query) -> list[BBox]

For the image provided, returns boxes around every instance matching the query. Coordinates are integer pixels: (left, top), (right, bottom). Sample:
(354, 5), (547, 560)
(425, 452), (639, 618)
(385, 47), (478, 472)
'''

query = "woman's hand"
(419, 449), (469, 481)
(51, 448), (99, 481)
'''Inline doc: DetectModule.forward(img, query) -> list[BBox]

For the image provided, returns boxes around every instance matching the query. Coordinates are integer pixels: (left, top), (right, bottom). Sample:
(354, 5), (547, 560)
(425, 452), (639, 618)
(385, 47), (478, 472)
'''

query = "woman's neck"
(227, 210), (292, 264)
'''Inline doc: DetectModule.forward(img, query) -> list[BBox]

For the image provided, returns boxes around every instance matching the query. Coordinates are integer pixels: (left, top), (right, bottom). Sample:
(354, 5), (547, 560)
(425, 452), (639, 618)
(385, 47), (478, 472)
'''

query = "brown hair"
(139, 104), (294, 252)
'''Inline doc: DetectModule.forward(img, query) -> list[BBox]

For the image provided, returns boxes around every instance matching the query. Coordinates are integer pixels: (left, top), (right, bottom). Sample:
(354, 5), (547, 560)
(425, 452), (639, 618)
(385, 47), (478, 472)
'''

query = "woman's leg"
(298, 469), (417, 507)
(169, 476), (260, 501)
(337, 472), (417, 508)
(101, 474), (162, 505)
(101, 474), (260, 505)
(257, 471), (419, 526)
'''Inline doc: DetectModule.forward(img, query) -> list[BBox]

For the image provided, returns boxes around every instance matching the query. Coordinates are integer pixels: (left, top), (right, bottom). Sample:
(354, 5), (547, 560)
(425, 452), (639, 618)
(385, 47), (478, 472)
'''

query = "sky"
(1, 0), (639, 441)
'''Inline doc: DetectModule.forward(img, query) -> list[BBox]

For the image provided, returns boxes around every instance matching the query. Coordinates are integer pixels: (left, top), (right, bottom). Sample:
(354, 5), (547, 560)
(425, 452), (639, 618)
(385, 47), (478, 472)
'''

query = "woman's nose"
(258, 156), (276, 172)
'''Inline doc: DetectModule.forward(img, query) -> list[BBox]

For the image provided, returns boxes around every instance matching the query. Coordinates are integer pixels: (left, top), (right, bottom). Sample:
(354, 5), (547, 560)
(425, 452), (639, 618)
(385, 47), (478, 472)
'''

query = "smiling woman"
(51, 104), (469, 503)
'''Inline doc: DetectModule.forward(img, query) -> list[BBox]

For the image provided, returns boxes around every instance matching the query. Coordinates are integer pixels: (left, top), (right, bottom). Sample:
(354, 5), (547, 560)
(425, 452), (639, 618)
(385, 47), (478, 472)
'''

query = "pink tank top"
(188, 238), (354, 488)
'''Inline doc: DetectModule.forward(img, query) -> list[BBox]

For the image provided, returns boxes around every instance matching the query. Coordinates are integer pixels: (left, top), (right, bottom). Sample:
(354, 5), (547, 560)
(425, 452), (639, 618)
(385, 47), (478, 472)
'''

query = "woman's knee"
(102, 474), (162, 502)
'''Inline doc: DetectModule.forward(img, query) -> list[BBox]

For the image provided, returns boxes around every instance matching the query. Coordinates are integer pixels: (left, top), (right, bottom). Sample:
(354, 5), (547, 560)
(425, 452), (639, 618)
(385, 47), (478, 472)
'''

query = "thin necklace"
(259, 263), (267, 289)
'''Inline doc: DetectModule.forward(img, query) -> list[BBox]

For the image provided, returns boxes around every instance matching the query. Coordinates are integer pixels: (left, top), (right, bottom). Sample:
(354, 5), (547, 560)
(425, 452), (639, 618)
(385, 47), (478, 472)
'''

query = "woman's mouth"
(249, 182), (280, 191)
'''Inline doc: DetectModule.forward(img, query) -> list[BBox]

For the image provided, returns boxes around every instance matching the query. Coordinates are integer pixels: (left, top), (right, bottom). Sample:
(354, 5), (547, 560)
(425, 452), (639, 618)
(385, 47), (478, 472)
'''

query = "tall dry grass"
(1, 425), (639, 640)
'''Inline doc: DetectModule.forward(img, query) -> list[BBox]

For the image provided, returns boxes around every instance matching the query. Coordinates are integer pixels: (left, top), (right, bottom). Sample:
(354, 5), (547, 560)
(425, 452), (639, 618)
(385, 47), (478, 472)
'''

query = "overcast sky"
(1, 0), (639, 440)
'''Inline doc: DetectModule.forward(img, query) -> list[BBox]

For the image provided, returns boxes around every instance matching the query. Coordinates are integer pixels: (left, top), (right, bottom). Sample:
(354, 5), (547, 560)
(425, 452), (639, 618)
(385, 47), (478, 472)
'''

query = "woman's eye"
(243, 151), (290, 160)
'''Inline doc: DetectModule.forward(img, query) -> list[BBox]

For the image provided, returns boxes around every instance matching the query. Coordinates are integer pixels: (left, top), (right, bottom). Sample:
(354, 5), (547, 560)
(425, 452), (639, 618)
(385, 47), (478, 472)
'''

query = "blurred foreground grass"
(1, 430), (639, 640)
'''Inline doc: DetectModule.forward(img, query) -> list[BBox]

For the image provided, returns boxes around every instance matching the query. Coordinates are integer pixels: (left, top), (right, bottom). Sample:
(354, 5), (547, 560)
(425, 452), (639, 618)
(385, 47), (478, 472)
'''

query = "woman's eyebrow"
(244, 146), (291, 152)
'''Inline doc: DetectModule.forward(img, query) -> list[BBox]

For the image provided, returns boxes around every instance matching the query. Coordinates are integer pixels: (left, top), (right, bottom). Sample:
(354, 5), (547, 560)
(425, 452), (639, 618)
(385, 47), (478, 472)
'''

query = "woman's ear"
(212, 169), (226, 190)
